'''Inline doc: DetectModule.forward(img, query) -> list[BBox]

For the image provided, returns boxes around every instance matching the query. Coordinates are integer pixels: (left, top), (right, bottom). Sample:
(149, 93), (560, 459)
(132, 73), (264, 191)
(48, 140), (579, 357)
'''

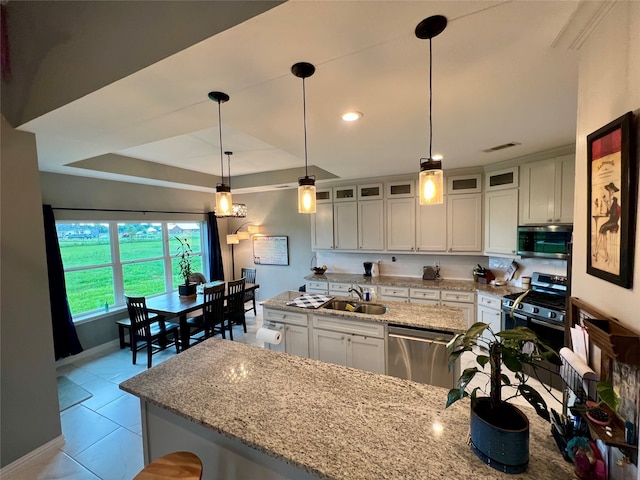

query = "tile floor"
(3, 307), (264, 480)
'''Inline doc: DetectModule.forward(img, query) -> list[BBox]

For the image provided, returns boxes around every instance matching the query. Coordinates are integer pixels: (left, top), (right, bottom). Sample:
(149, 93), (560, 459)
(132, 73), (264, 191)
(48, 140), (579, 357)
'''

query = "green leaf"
(465, 322), (490, 341)
(502, 350), (523, 372)
(476, 355), (490, 368)
(498, 327), (538, 342)
(597, 381), (619, 412)
(518, 384), (550, 421)
(458, 367), (478, 390)
(446, 388), (462, 408)
(500, 374), (511, 386)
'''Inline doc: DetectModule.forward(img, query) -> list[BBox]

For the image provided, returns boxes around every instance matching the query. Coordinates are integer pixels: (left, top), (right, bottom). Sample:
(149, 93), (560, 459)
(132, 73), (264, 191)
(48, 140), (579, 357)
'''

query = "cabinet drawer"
(477, 293), (502, 310)
(306, 281), (328, 292)
(440, 290), (475, 303)
(329, 283), (351, 293)
(379, 286), (409, 298)
(264, 308), (308, 326)
(312, 315), (385, 338)
(409, 288), (440, 300)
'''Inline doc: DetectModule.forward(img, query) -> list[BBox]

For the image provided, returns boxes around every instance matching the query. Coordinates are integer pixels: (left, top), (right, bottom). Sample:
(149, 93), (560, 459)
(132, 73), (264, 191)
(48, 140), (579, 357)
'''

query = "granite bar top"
(262, 291), (466, 333)
(305, 273), (524, 298)
(120, 340), (573, 480)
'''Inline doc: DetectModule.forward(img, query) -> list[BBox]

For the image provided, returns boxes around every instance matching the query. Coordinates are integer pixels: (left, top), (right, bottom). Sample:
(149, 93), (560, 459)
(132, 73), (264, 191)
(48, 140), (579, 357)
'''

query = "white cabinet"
(386, 180), (415, 198)
(328, 282), (351, 296)
(484, 189), (519, 256)
(476, 293), (502, 343)
(263, 308), (310, 358)
(447, 174), (482, 194)
(387, 197), (415, 251)
(520, 155), (575, 224)
(485, 167), (518, 191)
(357, 183), (384, 201)
(409, 287), (440, 305)
(440, 290), (475, 328)
(358, 200), (384, 250)
(333, 202), (358, 250)
(311, 203), (334, 249)
(447, 193), (483, 252)
(312, 315), (386, 374)
(306, 280), (329, 294)
(379, 286), (409, 303)
(416, 197), (447, 252)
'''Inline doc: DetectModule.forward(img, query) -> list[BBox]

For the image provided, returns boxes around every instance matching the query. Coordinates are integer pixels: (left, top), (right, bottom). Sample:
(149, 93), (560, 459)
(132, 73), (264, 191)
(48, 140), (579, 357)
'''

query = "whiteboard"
(252, 236), (289, 266)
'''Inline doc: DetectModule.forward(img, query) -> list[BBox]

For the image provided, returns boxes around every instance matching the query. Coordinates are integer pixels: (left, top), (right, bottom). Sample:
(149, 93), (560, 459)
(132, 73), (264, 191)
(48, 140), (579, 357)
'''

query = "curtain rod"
(51, 207), (207, 215)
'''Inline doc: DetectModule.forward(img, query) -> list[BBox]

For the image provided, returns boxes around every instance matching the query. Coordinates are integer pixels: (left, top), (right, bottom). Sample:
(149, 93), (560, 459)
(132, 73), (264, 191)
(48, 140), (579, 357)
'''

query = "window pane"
(123, 260), (166, 297)
(65, 267), (114, 315)
(118, 223), (164, 261)
(58, 224), (111, 267)
(169, 223), (202, 253)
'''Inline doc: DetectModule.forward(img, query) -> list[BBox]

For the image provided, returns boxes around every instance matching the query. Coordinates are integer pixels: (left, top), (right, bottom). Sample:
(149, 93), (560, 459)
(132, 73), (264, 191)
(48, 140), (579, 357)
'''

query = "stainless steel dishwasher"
(387, 324), (459, 389)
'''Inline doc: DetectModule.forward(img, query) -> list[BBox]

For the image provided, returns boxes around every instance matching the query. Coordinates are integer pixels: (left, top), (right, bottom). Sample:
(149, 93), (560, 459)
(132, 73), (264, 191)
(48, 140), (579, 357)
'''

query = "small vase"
(469, 398), (530, 474)
(178, 283), (197, 296)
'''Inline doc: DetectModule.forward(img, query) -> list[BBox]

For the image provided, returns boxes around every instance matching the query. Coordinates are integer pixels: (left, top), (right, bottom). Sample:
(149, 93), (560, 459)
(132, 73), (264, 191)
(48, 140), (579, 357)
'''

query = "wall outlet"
(391, 256), (396, 262)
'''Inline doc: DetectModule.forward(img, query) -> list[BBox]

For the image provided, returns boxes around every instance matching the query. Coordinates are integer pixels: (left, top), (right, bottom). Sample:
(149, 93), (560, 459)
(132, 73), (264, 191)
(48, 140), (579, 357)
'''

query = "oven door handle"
(530, 317), (565, 332)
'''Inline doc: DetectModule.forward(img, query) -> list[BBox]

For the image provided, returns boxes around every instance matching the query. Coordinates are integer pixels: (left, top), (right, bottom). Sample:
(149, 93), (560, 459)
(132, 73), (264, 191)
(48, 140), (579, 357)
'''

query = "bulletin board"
(252, 236), (289, 266)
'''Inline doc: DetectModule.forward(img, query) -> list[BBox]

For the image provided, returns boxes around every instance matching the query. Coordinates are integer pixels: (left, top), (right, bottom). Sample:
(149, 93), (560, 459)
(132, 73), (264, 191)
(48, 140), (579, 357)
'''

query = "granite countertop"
(262, 291), (466, 333)
(120, 340), (573, 480)
(305, 273), (524, 298)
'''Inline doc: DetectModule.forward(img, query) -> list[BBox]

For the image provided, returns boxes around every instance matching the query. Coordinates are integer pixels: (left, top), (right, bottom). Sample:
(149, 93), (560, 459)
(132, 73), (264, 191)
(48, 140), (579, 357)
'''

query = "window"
(56, 221), (205, 320)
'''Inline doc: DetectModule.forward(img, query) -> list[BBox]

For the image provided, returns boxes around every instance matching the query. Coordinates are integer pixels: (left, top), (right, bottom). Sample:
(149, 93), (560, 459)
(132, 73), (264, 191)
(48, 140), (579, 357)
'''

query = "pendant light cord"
(217, 101), (224, 181)
(227, 152), (231, 189)
(429, 38), (433, 160)
(302, 77), (309, 177)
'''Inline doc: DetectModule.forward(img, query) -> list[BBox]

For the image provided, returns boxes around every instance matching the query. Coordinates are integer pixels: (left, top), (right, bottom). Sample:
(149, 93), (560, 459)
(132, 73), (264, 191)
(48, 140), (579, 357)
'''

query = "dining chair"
(225, 278), (246, 340)
(133, 451), (203, 480)
(240, 267), (257, 315)
(188, 272), (207, 285)
(125, 295), (180, 368)
(186, 283), (226, 343)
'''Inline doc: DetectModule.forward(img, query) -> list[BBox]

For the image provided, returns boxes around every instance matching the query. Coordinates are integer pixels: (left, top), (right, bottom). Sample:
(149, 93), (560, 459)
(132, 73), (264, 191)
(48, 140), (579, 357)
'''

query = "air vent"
(482, 142), (521, 153)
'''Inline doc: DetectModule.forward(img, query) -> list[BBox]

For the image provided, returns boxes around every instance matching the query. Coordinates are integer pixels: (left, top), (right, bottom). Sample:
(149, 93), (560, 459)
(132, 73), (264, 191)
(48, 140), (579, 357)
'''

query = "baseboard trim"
(0, 435), (65, 475)
(55, 339), (121, 367)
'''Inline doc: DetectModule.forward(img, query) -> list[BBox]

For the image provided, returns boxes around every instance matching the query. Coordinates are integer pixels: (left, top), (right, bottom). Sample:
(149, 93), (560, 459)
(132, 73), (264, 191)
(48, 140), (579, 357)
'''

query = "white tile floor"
(3, 307), (264, 480)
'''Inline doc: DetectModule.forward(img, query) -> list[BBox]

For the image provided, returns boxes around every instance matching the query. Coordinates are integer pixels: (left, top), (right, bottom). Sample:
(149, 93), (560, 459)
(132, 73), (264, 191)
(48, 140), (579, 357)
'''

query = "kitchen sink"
(321, 300), (387, 315)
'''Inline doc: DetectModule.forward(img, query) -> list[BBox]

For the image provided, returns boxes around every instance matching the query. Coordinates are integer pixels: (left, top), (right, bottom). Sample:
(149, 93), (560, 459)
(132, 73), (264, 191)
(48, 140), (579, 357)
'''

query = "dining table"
(145, 281), (260, 350)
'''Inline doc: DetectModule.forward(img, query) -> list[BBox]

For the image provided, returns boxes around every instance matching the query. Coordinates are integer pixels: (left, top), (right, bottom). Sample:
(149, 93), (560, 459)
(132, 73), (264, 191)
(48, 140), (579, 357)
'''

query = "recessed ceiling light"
(342, 111), (363, 122)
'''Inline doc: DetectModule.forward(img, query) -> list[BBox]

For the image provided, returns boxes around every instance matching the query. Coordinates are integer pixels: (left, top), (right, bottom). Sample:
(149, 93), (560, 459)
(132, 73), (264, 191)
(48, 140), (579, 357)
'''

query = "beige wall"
(572, 1), (640, 332)
(1, 117), (61, 466)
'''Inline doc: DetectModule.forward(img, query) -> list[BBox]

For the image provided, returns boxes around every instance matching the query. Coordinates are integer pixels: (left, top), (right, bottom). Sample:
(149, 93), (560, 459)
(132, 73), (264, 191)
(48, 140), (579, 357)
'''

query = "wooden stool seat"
(134, 451), (203, 479)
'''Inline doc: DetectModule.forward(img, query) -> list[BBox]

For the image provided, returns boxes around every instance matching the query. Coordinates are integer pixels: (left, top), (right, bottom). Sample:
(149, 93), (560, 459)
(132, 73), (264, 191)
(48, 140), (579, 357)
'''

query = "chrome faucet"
(348, 285), (364, 301)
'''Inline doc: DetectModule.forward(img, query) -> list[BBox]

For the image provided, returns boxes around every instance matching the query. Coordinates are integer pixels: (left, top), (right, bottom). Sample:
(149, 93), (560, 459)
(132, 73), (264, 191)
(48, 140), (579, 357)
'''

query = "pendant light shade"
(416, 15), (447, 206)
(209, 91), (233, 217)
(292, 62), (317, 214)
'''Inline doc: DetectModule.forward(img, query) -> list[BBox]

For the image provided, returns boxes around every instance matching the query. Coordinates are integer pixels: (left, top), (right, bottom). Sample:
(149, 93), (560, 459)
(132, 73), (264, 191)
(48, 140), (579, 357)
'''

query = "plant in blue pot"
(175, 237), (196, 296)
(446, 322), (557, 474)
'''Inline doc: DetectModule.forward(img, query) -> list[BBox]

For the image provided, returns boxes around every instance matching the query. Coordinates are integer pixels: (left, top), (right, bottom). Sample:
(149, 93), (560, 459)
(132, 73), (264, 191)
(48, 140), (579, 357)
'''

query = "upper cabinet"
(447, 174), (482, 194)
(485, 167), (518, 191)
(358, 200), (384, 250)
(416, 197), (447, 252)
(447, 193), (483, 252)
(520, 154), (575, 224)
(484, 189), (518, 256)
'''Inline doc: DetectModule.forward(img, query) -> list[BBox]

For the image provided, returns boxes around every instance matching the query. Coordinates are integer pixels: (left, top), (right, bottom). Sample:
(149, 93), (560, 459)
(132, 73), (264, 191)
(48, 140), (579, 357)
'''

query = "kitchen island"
(120, 339), (573, 480)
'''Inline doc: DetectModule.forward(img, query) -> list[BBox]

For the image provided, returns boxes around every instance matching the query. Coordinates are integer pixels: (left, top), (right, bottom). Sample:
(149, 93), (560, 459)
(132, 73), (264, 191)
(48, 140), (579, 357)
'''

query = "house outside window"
(56, 221), (205, 320)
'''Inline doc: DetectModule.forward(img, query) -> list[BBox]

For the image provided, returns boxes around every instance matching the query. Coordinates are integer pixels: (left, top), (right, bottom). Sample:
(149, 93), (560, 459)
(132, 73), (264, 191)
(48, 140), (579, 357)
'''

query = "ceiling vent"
(482, 142), (521, 153)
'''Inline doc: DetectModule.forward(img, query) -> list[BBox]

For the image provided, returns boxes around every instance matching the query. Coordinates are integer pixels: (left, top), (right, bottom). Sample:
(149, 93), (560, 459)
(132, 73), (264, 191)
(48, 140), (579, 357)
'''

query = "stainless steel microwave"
(517, 224), (573, 259)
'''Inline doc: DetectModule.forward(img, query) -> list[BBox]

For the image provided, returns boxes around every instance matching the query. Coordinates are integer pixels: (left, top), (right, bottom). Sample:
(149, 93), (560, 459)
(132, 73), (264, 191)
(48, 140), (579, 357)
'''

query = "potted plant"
(175, 236), (196, 296)
(446, 322), (558, 474)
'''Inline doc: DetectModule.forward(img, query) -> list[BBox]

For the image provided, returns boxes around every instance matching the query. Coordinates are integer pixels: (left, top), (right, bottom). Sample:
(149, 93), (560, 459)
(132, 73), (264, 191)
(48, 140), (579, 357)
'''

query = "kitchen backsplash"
(315, 252), (567, 287)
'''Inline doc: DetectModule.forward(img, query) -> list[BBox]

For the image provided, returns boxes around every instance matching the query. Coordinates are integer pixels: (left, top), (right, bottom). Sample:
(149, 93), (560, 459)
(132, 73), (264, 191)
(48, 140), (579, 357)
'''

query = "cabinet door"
(264, 322), (286, 353)
(312, 329), (348, 367)
(441, 301), (476, 329)
(358, 200), (384, 250)
(333, 202), (358, 250)
(554, 154), (575, 223)
(285, 324), (310, 358)
(447, 193), (482, 252)
(520, 159), (555, 224)
(477, 305), (502, 343)
(348, 335), (385, 374)
(386, 197), (415, 251)
(311, 203), (334, 249)
(415, 197), (447, 252)
(484, 189), (518, 256)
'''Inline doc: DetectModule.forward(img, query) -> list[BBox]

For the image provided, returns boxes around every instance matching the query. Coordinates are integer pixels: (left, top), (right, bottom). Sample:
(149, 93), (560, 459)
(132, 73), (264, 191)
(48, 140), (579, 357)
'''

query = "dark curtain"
(42, 205), (83, 360)
(207, 211), (225, 281)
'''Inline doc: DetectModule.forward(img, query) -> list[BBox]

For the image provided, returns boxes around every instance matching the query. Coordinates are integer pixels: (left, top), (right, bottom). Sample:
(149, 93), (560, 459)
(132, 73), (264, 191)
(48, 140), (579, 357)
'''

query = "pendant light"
(292, 62), (317, 214)
(209, 91), (233, 216)
(416, 15), (447, 205)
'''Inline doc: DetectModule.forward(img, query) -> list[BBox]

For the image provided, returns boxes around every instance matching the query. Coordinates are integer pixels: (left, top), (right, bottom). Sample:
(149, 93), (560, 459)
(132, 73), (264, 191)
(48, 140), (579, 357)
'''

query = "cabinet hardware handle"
(341, 336), (345, 341)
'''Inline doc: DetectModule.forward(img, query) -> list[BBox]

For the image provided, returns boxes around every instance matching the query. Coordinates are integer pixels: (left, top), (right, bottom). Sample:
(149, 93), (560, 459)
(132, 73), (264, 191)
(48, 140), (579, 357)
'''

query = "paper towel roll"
(560, 347), (598, 399)
(256, 327), (282, 345)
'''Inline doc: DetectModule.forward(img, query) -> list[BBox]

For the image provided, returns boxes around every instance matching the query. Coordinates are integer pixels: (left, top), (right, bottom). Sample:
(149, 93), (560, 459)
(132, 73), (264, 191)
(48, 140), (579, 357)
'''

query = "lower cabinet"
(311, 314), (386, 374)
(440, 290), (476, 328)
(263, 308), (310, 358)
(476, 293), (502, 342)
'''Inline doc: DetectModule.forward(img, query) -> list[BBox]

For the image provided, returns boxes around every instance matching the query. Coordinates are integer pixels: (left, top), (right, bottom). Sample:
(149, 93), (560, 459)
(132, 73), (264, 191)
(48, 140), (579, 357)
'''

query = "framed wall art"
(587, 111), (637, 288)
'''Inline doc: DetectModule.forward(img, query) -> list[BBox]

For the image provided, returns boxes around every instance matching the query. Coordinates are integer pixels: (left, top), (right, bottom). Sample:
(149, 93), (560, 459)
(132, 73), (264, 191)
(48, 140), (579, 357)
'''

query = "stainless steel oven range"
(501, 272), (567, 390)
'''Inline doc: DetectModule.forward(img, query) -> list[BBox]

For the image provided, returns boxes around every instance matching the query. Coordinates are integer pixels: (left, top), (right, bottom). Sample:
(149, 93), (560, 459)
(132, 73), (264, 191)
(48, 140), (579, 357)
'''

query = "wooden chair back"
(240, 267), (256, 284)
(202, 283), (226, 337)
(226, 278), (246, 326)
(126, 296), (152, 339)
